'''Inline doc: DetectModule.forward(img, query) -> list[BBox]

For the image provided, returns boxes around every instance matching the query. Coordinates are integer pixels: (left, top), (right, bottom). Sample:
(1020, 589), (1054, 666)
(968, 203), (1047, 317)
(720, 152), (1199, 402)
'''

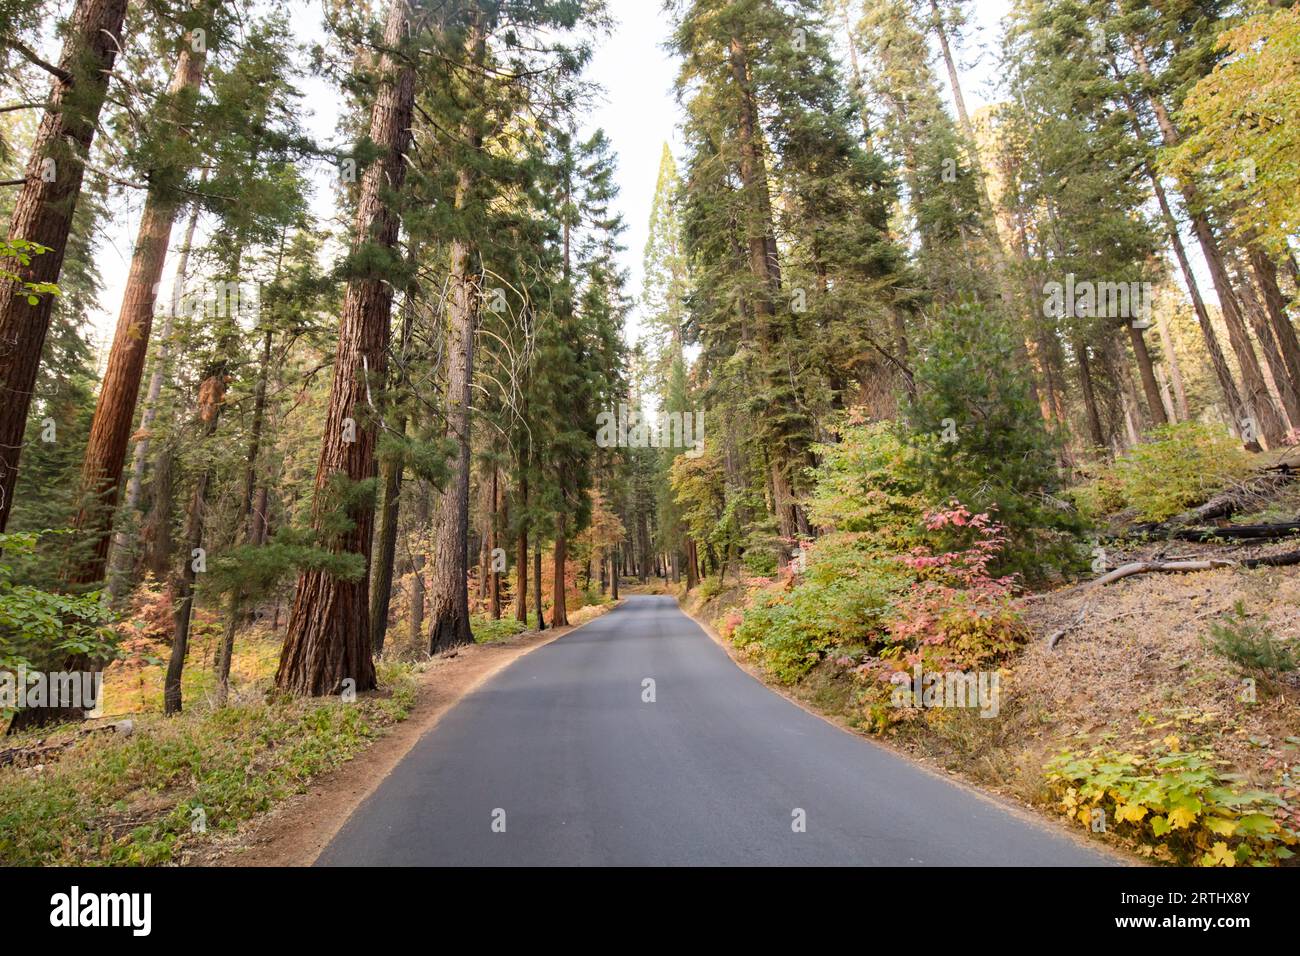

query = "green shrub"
(1069, 469), (1128, 522)
(1047, 745), (1298, 866)
(732, 536), (911, 683)
(1206, 602), (1297, 676)
(806, 418), (927, 549)
(697, 575), (723, 602)
(1110, 422), (1252, 522)
(0, 531), (119, 681)
(470, 615), (527, 644)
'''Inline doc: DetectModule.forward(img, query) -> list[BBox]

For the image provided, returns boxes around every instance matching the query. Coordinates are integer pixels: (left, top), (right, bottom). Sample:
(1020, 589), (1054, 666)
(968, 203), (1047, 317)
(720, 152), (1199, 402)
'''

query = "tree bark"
(1075, 338), (1106, 449)
(426, 230), (477, 653)
(1146, 165), (1244, 427)
(533, 539), (545, 630)
(105, 198), (201, 604)
(276, 0), (419, 695)
(0, 0), (129, 532)
(163, 405), (218, 716)
(726, 30), (810, 545)
(1127, 323), (1169, 426)
(550, 514), (568, 627)
(426, 13), (484, 656)
(1155, 309), (1189, 421)
(67, 28), (208, 586)
(408, 478), (429, 647)
(369, 420), (403, 658)
(1249, 246), (1300, 414)
(514, 474), (528, 624)
(489, 465), (501, 619)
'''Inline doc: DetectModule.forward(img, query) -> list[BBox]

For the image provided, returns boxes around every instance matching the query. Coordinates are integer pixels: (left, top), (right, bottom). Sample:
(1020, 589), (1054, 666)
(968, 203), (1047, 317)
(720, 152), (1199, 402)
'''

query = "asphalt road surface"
(319, 595), (1117, 866)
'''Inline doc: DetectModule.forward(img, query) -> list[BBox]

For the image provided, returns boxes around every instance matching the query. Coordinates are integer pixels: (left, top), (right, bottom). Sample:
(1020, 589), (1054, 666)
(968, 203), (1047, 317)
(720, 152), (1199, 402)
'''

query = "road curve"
(319, 595), (1117, 866)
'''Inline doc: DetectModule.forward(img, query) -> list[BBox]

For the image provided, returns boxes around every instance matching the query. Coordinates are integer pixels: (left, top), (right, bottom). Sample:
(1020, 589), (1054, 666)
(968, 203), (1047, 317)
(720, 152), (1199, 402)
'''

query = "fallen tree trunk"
(1093, 558), (1238, 587)
(0, 719), (134, 769)
(1091, 550), (1300, 588)
(1166, 523), (1300, 542)
(1125, 473), (1297, 538)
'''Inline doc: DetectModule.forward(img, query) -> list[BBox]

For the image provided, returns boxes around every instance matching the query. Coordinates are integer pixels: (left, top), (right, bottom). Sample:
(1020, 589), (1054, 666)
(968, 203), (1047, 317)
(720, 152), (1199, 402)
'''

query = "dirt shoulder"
(195, 605), (616, 867)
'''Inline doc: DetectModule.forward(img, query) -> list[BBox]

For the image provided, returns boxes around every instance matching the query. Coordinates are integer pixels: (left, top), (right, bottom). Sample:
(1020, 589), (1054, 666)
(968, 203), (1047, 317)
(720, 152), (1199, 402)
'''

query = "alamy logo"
(0, 667), (101, 711)
(889, 664), (1001, 718)
(49, 886), (151, 937)
(596, 404), (704, 458)
(152, 279), (261, 321)
(1043, 274), (1152, 329)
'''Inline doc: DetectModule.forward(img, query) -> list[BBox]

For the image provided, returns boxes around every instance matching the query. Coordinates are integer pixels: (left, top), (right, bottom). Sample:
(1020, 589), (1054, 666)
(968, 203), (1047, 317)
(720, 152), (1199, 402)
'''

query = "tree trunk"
(106, 198), (201, 603)
(67, 29), (208, 585)
(1127, 323), (1169, 426)
(425, 14), (484, 656)
(408, 477), (429, 648)
(726, 31), (811, 541)
(0, 0), (129, 533)
(425, 233), (477, 654)
(275, 0), (419, 695)
(533, 539), (545, 630)
(1125, 38), (1284, 446)
(1249, 247), (1300, 414)
(489, 466), (501, 620)
(369, 415), (404, 659)
(514, 474), (528, 624)
(1147, 166), (1244, 427)
(551, 515), (568, 627)
(1155, 309), (1189, 421)
(141, 445), (175, 579)
(213, 304), (281, 703)
(1075, 338), (1106, 449)
(1235, 257), (1299, 429)
(163, 412), (217, 716)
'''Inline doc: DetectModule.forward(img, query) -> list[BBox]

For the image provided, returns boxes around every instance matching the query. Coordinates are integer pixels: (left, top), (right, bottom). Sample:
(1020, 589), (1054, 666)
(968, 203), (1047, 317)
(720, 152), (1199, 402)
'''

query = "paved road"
(319, 595), (1116, 866)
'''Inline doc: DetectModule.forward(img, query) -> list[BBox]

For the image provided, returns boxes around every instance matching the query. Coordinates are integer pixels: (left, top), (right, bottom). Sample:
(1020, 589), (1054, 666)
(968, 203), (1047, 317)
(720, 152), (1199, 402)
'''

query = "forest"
(1, 0), (1299, 869)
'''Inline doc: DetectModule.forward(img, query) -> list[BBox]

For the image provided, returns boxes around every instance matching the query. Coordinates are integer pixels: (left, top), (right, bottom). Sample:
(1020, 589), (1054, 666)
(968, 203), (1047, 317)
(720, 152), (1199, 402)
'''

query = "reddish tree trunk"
(533, 540), (545, 631)
(1127, 324), (1169, 426)
(275, 0), (419, 695)
(0, 0), (129, 532)
(105, 199), (201, 603)
(426, 16), (485, 655)
(68, 33), (208, 586)
(514, 475), (528, 624)
(551, 516), (568, 628)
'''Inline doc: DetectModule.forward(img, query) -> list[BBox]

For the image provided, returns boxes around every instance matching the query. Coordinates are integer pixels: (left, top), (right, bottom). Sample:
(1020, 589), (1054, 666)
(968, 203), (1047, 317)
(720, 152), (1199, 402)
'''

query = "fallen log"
(1089, 549), (1300, 588)
(1167, 523), (1300, 543)
(1242, 549), (1300, 569)
(0, 719), (134, 770)
(1092, 558), (1237, 588)
(1120, 473), (1297, 539)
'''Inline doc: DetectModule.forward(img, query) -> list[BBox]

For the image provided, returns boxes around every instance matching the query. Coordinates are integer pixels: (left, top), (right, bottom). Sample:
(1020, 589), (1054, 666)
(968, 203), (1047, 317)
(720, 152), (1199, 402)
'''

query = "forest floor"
(672, 534), (1300, 865)
(0, 597), (616, 866)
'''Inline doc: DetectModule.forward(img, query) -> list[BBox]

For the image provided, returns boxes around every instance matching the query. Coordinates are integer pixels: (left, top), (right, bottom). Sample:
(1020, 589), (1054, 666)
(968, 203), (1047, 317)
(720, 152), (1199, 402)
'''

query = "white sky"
(77, 0), (1012, 364)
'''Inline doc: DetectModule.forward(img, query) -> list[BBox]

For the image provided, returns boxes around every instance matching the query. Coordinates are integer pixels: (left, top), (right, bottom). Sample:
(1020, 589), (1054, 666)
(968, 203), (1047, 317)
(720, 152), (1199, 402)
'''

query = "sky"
(74, 0), (1014, 364)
